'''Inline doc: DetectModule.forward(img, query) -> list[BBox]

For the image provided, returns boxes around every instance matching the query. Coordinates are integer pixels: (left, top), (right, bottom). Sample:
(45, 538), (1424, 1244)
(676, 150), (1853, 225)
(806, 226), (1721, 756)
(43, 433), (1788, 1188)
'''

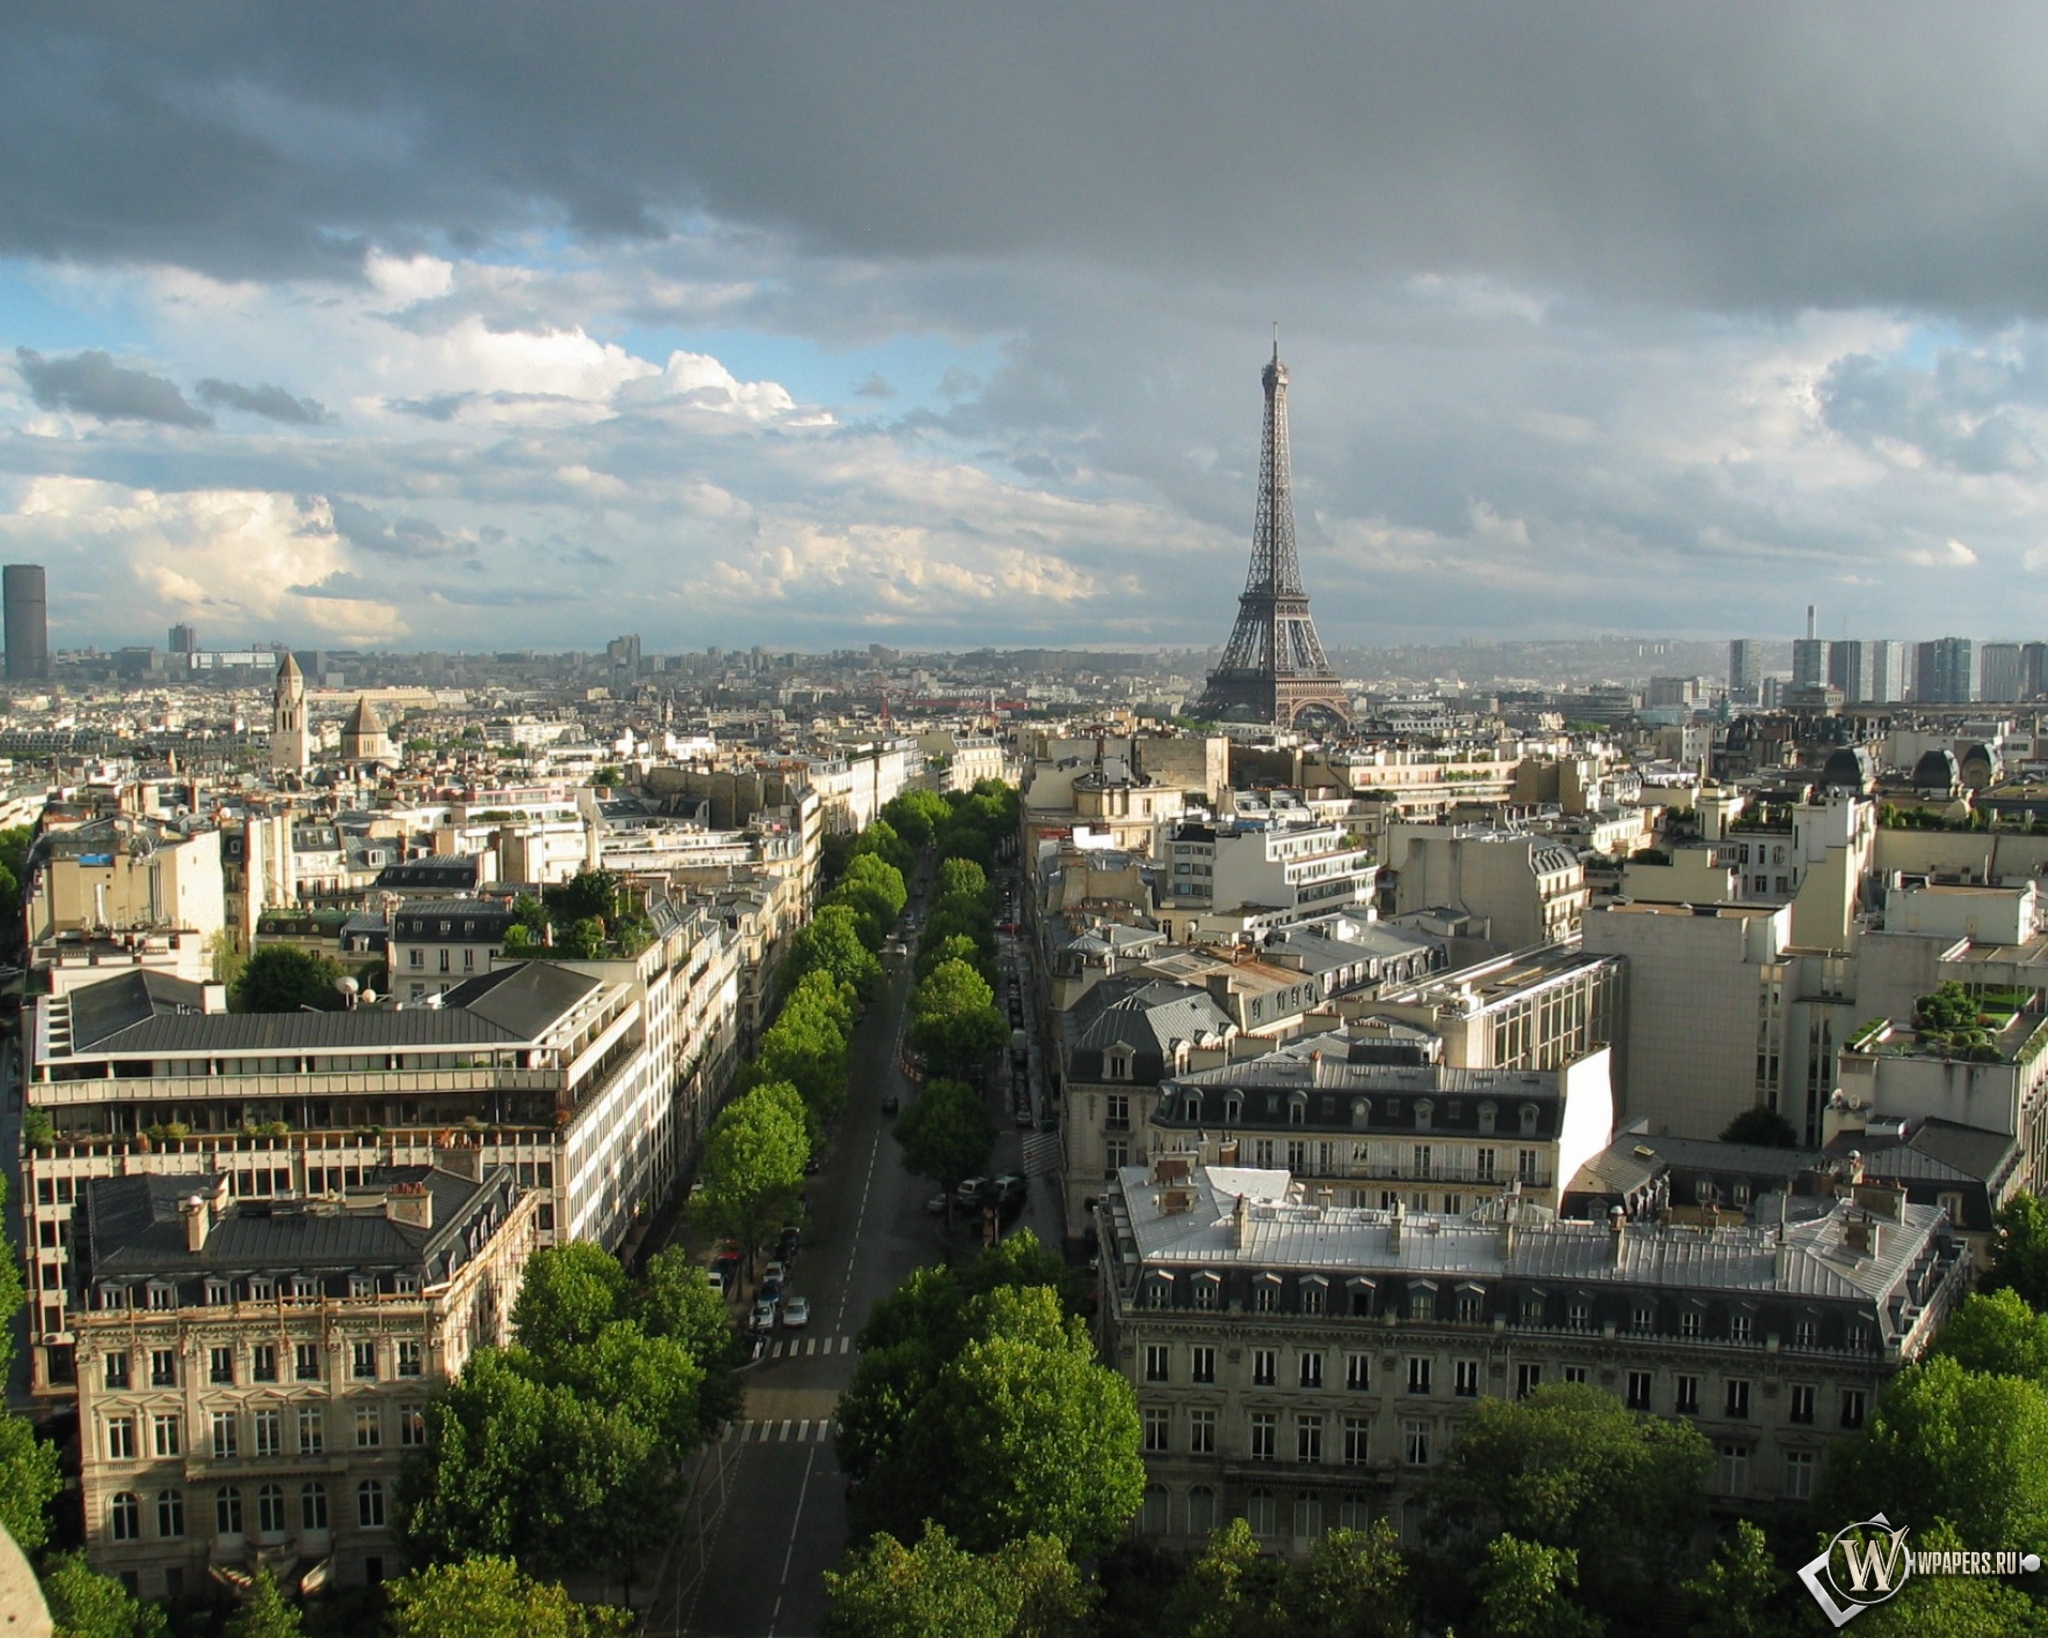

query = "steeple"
(1194, 346), (1350, 728)
(269, 651), (309, 774)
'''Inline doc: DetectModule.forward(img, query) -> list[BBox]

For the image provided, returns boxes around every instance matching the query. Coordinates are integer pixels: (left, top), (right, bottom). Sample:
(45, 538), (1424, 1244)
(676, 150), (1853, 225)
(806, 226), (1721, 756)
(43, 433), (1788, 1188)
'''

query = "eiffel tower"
(1195, 343), (1351, 728)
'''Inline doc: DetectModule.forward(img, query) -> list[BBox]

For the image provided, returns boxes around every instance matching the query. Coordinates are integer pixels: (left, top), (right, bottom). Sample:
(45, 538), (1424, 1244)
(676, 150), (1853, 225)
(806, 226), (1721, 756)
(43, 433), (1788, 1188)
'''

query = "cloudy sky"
(3, 6), (2047, 653)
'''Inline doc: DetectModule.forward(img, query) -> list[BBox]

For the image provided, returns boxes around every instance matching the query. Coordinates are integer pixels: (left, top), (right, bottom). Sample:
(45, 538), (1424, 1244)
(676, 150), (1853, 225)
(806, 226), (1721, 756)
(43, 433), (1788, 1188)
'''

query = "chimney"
(1389, 1198), (1404, 1253)
(181, 1193), (210, 1253)
(201, 983), (228, 1015)
(435, 1142), (485, 1184)
(1608, 1204), (1626, 1266)
(386, 1181), (433, 1230)
(1230, 1193), (1248, 1249)
(1500, 1179), (1522, 1261)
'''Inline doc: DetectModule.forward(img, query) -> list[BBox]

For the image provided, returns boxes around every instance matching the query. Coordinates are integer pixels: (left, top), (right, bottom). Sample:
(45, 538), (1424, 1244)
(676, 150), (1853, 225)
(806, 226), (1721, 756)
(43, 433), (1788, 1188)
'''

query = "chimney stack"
(1230, 1193), (1248, 1250)
(386, 1181), (433, 1230)
(1389, 1198), (1404, 1253)
(1608, 1204), (1626, 1266)
(181, 1193), (210, 1253)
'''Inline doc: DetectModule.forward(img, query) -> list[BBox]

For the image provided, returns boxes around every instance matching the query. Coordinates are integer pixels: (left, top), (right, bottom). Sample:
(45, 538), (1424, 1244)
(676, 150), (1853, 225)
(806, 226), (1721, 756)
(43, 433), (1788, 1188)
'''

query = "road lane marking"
(765, 1442), (822, 1638)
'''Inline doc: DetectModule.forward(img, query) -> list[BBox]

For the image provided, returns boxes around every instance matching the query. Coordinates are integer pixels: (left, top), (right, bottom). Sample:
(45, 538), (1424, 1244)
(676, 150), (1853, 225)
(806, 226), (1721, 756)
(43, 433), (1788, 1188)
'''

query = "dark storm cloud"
(194, 378), (330, 424)
(14, 347), (212, 427)
(325, 496), (471, 558)
(11, 6), (2048, 311)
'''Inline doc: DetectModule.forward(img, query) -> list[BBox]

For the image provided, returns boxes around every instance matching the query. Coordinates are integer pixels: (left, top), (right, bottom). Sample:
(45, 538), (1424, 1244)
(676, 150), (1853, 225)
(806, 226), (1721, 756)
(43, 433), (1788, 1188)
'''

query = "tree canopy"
(234, 943), (345, 1012)
(1985, 1192), (2048, 1311)
(879, 790), (951, 852)
(1932, 1288), (2048, 1385)
(386, 1555), (636, 1638)
(222, 1569), (304, 1638)
(784, 903), (885, 1001)
(822, 1523), (1087, 1638)
(1717, 1105), (1799, 1147)
(693, 1081), (809, 1264)
(40, 1553), (168, 1638)
(894, 1077), (997, 1191)
(1158, 1519), (1414, 1638)
(909, 959), (1008, 1079)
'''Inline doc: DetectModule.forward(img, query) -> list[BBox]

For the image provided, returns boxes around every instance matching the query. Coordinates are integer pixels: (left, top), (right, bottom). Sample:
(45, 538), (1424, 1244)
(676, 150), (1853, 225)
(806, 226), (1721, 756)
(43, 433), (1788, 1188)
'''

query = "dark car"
(776, 1227), (802, 1263)
(881, 1092), (900, 1115)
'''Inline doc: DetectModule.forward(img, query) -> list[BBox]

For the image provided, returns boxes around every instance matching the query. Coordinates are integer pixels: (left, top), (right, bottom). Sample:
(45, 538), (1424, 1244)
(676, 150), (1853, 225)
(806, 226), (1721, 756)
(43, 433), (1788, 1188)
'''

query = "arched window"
(1141, 1485), (1169, 1534)
(257, 1483), (287, 1536)
(1350, 1098), (1371, 1130)
(1224, 1097), (1242, 1124)
(1287, 1095), (1307, 1126)
(1188, 1486), (1218, 1535)
(109, 1491), (140, 1542)
(156, 1489), (184, 1539)
(301, 1483), (329, 1531)
(1246, 1487), (1278, 1538)
(1414, 1100), (1433, 1132)
(215, 1486), (243, 1537)
(1477, 1102), (1497, 1135)
(357, 1479), (387, 1529)
(1519, 1104), (1539, 1137)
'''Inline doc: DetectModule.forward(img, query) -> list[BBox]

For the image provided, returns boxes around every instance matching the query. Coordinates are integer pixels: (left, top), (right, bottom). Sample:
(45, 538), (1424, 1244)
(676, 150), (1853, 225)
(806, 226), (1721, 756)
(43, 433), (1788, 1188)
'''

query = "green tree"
(1472, 1536), (1604, 1638)
(909, 959), (1008, 1079)
(234, 944), (345, 1012)
(41, 1552), (169, 1638)
(224, 1569), (303, 1638)
(851, 1284), (1144, 1555)
(509, 894), (551, 937)
(880, 790), (951, 851)
(1848, 1519), (2048, 1637)
(784, 904), (885, 1001)
(640, 1247), (745, 1434)
(513, 1241), (632, 1357)
(936, 857), (991, 907)
(919, 931), (992, 987)
(503, 923), (545, 955)
(1425, 1383), (1711, 1617)
(0, 1411), (60, 1552)
(558, 916), (608, 959)
(894, 1077), (997, 1194)
(854, 818), (915, 878)
(1932, 1288), (2048, 1384)
(749, 969), (855, 1127)
(1678, 1522), (1790, 1638)
(831, 852), (909, 950)
(1281, 1522), (1414, 1638)
(918, 898), (998, 979)
(1718, 1106), (1799, 1147)
(823, 1522), (1087, 1638)
(1823, 1355), (2048, 1549)
(1985, 1193), (2048, 1311)
(544, 869), (622, 927)
(1916, 980), (1980, 1033)
(694, 1082), (809, 1270)
(1161, 1518), (1286, 1638)
(386, 1555), (636, 1638)
(591, 765), (624, 788)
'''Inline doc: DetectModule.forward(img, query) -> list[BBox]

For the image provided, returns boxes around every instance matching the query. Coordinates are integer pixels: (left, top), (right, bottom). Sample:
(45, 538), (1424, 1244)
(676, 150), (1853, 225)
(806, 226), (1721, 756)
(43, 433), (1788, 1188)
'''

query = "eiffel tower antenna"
(1194, 342), (1350, 729)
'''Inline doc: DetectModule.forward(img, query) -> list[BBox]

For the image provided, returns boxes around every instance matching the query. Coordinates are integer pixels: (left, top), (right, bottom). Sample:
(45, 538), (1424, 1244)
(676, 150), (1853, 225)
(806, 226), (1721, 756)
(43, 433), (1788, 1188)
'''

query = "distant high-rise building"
(606, 634), (642, 671)
(1791, 636), (1830, 689)
(168, 622), (197, 655)
(1867, 640), (1905, 704)
(1914, 637), (1975, 704)
(1981, 642), (2024, 702)
(2024, 642), (2048, 701)
(1827, 640), (1866, 701)
(1728, 639), (1762, 695)
(3, 564), (48, 682)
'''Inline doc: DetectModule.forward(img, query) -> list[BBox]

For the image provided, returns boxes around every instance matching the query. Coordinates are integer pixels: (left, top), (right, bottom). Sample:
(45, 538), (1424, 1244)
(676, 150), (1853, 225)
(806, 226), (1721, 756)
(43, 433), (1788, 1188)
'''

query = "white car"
(761, 1260), (787, 1286)
(782, 1295), (811, 1328)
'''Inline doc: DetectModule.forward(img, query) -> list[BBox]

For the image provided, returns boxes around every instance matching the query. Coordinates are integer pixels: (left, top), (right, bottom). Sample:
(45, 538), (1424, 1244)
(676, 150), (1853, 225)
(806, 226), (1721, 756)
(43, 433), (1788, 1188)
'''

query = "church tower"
(269, 651), (310, 773)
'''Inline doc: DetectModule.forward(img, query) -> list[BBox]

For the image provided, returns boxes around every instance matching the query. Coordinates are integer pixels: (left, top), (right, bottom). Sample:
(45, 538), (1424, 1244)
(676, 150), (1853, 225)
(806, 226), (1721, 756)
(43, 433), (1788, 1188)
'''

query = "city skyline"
(5, 11), (2048, 652)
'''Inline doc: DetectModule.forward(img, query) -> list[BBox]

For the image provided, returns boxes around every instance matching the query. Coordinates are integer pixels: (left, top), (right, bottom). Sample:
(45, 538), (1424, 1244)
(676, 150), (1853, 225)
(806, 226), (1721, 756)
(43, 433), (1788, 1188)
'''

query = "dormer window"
(1225, 1097), (1242, 1124)
(1414, 1100), (1433, 1133)
(1519, 1104), (1540, 1137)
(1105, 1047), (1134, 1083)
(1288, 1094), (1307, 1127)
(1351, 1099), (1371, 1130)
(1478, 1102), (1497, 1135)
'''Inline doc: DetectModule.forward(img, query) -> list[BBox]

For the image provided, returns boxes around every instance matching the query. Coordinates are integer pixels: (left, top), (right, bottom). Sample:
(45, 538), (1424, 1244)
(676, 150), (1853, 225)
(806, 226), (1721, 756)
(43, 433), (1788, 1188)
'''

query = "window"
(149, 1349), (177, 1387)
(295, 1343), (321, 1382)
(1794, 1319), (1818, 1348)
(1413, 1144), (1432, 1178)
(301, 1483), (328, 1531)
(298, 1407), (324, 1455)
(1143, 1408), (1170, 1454)
(408, 949), (424, 969)
(1346, 1353), (1370, 1391)
(1454, 1359), (1480, 1398)
(1840, 1390), (1867, 1431)
(1293, 1493), (1323, 1540)
(1410, 1287), (1435, 1322)
(1189, 1487), (1218, 1534)
(349, 1275), (375, 1300)
(1299, 1352), (1324, 1390)
(1294, 1414), (1323, 1465)
(1784, 1451), (1816, 1501)
(249, 1279), (274, 1303)
(1189, 1410), (1216, 1455)
(212, 1412), (238, 1458)
(1344, 1417), (1372, 1465)
(1520, 1296), (1544, 1327)
(1475, 1147), (1496, 1181)
(357, 1480), (387, 1529)
(252, 1345), (277, 1383)
(1249, 1413), (1277, 1460)
(1517, 1148), (1539, 1181)
(1729, 1313), (1752, 1344)
(1515, 1364), (1542, 1399)
(257, 1483), (288, 1537)
(1407, 1357), (1432, 1395)
(156, 1489), (184, 1539)
(209, 1347), (234, 1385)
(1626, 1371), (1653, 1411)
(109, 1491), (140, 1542)
(1105, 1093), (1130, 1130)
(254, 1409), (282, 1458)
(1458, 1291), (1484, 1325)
(104, 1351), (130, 1390)
(1247, 1488), (1278, 1538)
(1675, 1376), (1700, 1416)
(215, 1487), (243, 1537)
(1562, 1365), (1589, 1385)
(399, 1407), (427, 1448)
(353, 1341), (378, 1380)
(1252, 1283), (1277, 1314)
(152, 1414), (181, 1458)
(1725, 1379), (1751, 1419)
(1789, 1385), (1816, 1425)
(1848, 1324), (1868, 1351)
(1567, 1301), (1590, 1333)
(1718, 1444), (1749, 1496)
(1145, 1344), (1170, 1383)
(1681, 1309), (1704, 1339)
(1191, 1346), (1216, 1384)
(1193, 1280), (1217, 1313)
(1632, 1305), (1655, 1334)
(205, 1279), (229, 1306)
(107, 1417), (136, 1461)
(1253, 1348), (1277, 1387)
(355, 1407), (381, 1449)
(1403, 1420), (1432, 1466)
(1301, 1282), (1325, 1316)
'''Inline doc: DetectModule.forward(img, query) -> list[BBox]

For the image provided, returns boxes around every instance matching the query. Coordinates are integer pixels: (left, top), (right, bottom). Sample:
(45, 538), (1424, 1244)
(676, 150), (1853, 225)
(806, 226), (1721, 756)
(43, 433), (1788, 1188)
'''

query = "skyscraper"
(1981, 642), (2023, 702)
(1866, 640), (1905, 704)
(1827, 640), (1866, 702)
(3, 564), (48, 682)
(1914, 637), (1975, 704)
(168, 622), (197, 655)
(1727, 639), (1762, 696)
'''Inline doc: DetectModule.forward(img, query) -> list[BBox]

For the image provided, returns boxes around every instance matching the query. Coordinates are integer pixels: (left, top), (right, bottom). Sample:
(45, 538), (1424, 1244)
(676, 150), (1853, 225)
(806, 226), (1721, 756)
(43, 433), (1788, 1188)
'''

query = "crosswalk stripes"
(1021, 1131), (1061, 1177)
(729, 1417), (835, 1444)
(762, 1334), (855, 1359)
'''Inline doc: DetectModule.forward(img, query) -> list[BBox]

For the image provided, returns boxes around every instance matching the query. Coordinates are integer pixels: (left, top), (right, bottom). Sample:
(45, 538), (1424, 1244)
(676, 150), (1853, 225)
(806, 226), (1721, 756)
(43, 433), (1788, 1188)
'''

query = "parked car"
(775, 1228), (802, 1263)
(990, 1173), (1028, 1209)
(956, 1176), (988, 1207)
(782, 1295), (812, 1328)
(881, 1092), (900, 1115)
(758, 1277), (783, 1305)
(925, 1192), (949, 1214)
(750, 1298), (778, 1331)
(705, 1267), (728, 1297)
(762, 1260), (787, 1286)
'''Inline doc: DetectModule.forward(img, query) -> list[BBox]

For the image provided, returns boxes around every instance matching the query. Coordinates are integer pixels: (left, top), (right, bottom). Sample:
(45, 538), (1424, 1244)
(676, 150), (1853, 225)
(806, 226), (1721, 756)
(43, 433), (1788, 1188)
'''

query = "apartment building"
(1153, 815), (1378, 942)
(388, 898), (519, 1000)
(1148, 1035), (1614, 1215)
(1365, 944), (1620, 1071)
(71, 1151), (537, 1598)
(1099, 1162), (1969, 1549)
(25, 815), (227, 947)
(1384, 823), (1589, 947)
